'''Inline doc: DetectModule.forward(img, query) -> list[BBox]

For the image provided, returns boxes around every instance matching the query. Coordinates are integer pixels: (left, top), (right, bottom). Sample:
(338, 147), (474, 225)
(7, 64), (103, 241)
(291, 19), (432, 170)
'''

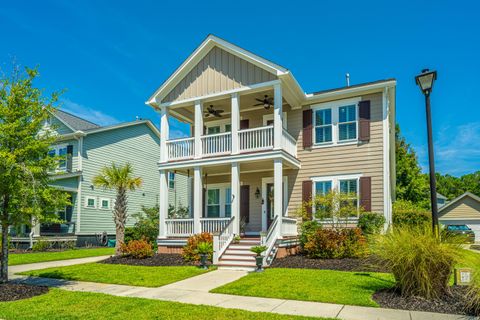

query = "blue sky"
(1, 0), (478, 176)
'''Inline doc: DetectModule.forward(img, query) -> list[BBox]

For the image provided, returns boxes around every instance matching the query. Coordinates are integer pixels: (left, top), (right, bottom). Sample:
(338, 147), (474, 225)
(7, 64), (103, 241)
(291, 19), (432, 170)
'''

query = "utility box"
(454, 268), (473, 286)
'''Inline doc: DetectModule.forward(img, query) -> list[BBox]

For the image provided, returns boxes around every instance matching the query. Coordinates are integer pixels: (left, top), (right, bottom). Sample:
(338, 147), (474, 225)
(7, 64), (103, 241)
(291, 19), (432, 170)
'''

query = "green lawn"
(9, 248), (114, 266)
(20, 262), (211, 287)
(457, 249), (480, 269)
(212, 268), (395, 307)
(0, 289), (329, 320)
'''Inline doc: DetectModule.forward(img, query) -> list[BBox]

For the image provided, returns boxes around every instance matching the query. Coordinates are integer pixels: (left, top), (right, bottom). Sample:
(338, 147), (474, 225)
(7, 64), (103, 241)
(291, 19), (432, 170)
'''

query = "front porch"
(158, 158), (299, 265)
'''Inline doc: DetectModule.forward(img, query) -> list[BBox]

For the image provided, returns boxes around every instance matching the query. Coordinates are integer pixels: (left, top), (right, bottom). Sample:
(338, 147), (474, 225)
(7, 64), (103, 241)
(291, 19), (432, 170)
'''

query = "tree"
(92, 163), (142, 255)
(395, 124), (430, 207)
(0, 66), (69, 283)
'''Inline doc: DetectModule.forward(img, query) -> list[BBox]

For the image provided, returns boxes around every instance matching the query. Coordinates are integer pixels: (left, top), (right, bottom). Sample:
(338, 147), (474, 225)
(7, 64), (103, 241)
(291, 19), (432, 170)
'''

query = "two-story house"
(147, 35), (396, 269)
(12, 110), (188, 247)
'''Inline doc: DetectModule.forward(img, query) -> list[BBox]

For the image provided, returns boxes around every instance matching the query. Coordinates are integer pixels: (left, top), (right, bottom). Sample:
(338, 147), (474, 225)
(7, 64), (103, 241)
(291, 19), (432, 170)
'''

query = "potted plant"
(233, 235), (241, 244)
(250, 245), (267, 272)
(196, 241), (212, 270)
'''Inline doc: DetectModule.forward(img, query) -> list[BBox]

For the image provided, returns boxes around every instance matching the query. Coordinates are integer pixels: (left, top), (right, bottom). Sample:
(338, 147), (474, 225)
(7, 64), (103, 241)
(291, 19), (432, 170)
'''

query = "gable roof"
(53, 109), (100, 131)
(146, 34), (291, 106)
(439, 192), (480, 213)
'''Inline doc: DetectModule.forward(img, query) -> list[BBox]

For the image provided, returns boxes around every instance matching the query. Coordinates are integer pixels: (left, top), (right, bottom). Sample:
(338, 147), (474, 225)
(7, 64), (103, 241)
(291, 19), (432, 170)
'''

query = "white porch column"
(193, 166), (203, 233)
(231, 162), (240, 234)
(159, 169), (168, 238)
(194, 100), (203, 159)
(273, 83), (283, 149)
(274, 158), (283, 234)
(159, 107), (169, 163)
(231, 93), (240, 154)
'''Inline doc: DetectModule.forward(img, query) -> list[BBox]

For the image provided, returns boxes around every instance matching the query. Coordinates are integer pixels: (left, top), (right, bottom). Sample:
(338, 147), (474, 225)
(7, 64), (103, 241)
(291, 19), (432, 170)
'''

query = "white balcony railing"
(164, 125), (297, 161)
(200, 217), (231, 234)
(166, 137), (194, 161)
(282, 129), (297, 158)
(239, 126), (274, 152)
(165, 219), (194, 237)
(202, 132), (231, 157)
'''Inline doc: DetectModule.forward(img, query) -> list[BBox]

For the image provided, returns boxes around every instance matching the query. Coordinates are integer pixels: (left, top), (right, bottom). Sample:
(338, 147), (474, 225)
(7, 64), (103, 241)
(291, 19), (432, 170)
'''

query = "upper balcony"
(157, 84), (299, 167)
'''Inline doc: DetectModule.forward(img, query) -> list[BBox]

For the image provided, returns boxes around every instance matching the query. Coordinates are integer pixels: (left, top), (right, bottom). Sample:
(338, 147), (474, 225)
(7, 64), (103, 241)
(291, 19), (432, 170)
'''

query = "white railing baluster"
(201, 132), (232, 157)
(212, 216), (235, 264)
(166, 137), (195, 161)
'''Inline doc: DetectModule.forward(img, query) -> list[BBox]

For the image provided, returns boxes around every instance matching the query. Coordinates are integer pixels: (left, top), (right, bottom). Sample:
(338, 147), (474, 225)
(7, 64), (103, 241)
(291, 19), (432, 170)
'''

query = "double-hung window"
(312, 98), (360, 146)
(207, 126), (221, 135)
(168, 172), (175, 190)
(48, 145), (68, 172)
(314, 109), (332, 144)
(338, 105), (357, 141)
(207, 189), (220, 217)
(339, 179), (359, 216)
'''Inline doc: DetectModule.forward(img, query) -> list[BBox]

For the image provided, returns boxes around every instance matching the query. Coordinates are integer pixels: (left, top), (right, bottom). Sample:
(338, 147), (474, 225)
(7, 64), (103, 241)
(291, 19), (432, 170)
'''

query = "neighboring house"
(146, 35), (396, 268)
(439, 192), (480, 242)
(11, 110), (185, 246)
(437, 193), (448, 208)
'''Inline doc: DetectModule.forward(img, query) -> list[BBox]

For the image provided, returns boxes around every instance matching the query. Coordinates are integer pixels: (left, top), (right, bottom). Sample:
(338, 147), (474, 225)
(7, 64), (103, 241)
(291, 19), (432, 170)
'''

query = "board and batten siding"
(439, 196), (480, 220)
(162, 46), (277, 103)
(285, 92), (385, 216)
(79, 123), (160, 235)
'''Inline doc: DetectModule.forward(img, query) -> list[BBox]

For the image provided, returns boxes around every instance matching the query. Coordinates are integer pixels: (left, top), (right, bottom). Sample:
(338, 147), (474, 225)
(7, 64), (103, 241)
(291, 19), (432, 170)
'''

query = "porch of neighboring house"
(158, 159), (299, 268)
(10, 192), (77, 249)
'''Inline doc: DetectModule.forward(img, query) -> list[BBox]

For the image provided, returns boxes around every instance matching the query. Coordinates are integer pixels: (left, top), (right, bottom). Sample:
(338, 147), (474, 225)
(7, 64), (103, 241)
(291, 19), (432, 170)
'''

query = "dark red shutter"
(240, 119), (249, 130)
(302, 180), (313, 219)
(358, 100), (371, 142)
(303, 109), (313, 148)
(240, 185), (250, 223)
(359, 176), (372, 212)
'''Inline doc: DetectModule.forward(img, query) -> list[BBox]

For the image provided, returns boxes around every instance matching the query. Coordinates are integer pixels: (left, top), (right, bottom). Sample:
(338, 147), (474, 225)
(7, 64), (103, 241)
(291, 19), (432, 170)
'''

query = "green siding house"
(11, 110), (168, 246)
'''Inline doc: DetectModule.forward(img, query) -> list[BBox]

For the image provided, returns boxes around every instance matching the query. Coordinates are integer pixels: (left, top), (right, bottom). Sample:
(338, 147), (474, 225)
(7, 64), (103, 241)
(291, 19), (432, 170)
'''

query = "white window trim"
(311, 97), (361, 148)
(311, 173), (363, 218)
(168, 172), (175, 190)
(85, 196), (96, 209)
(49, 144), (69, 173)
(205, 183), (231, 218)
(99, 198), (111, 210)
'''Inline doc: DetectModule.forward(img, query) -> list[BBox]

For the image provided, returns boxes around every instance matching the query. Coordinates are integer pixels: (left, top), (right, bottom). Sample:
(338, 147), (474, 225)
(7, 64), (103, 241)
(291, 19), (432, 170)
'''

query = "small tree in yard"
(0, 67), (70, 283)
(93, 163), (142, 255)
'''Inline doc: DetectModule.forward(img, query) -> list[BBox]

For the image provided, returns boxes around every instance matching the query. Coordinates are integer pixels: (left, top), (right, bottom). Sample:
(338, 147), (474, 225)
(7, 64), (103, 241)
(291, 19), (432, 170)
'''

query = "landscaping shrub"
(372, 226), (460, 299)
(358, 212), (385, 235)
(464, 272), (480, 316)
(299, 220), (321, 250)
(303, 227), (367, 259)
(120, 239), (154, 259)
(32, 239), (50, 252)
(392, 200), (431, 228)
(182, 232), (213, 262)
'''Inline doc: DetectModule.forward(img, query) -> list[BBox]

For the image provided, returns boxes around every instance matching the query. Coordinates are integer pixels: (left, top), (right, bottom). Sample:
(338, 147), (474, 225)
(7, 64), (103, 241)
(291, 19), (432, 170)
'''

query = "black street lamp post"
(415, 69), (439, 236)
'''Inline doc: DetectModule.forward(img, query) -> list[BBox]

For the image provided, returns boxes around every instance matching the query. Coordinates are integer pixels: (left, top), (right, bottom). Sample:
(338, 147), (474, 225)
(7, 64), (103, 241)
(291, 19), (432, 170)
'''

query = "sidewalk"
(8, 255), (111, 274)
(11, 267), (476, 320)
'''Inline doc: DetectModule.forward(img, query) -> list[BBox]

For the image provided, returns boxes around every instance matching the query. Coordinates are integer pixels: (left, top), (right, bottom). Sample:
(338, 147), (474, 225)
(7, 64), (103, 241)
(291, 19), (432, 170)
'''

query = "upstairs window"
(207, 126), (221, 134)
(48, 145), (68, 172)
(314, 109), (332, 144)
(338, 105), (357, 141)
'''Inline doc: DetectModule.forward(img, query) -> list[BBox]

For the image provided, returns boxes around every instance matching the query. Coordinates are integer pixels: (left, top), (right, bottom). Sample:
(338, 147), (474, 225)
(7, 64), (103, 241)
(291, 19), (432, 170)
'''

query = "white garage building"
(439, 192), (480, 243)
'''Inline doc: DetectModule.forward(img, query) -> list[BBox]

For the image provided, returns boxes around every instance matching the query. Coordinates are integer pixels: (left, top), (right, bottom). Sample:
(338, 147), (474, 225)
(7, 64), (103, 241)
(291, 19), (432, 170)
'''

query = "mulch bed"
(100, 254), (198, 267)
(0, 283), (49, 301)
(373, 287), (472, 315)
(271, 254), (388, 273)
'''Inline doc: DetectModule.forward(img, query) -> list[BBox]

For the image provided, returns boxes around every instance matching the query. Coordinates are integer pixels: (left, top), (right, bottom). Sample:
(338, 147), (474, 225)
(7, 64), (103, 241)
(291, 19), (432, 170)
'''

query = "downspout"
(75, 131), (85, 235)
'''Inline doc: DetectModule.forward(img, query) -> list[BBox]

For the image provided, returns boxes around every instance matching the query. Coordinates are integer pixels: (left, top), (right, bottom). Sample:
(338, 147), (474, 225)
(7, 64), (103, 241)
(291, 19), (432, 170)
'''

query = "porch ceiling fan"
(204, 105), (224, 118)
(254, 95), (273, 110)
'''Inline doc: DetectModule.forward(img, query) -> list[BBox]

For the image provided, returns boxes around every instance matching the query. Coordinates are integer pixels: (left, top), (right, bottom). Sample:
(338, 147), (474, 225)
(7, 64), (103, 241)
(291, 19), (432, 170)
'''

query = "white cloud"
(417, 122), (480, 176)
(60, 99), (119, 126)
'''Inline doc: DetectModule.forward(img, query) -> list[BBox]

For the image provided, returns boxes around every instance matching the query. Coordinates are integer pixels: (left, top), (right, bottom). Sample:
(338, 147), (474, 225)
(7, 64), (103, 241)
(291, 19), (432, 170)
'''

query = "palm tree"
(93, 163), (142, 255)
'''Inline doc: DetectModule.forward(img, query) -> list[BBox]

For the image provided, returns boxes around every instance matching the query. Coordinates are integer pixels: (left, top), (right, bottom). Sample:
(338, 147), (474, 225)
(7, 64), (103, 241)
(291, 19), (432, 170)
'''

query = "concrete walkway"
(9, 255), (111, 274)
(10, 264), (476, 320)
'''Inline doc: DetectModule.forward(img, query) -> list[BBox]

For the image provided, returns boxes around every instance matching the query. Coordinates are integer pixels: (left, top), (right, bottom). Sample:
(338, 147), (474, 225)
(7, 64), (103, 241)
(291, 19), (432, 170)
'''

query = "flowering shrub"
(182, 232), (213, 262)
(120, 239), (154, 259)
(303, 227), (367, 259)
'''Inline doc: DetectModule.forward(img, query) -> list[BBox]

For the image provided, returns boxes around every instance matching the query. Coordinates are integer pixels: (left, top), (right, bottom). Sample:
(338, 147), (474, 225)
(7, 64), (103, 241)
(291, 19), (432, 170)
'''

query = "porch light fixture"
(415, 68), (439, 236)
(255, 187), (261, 199)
